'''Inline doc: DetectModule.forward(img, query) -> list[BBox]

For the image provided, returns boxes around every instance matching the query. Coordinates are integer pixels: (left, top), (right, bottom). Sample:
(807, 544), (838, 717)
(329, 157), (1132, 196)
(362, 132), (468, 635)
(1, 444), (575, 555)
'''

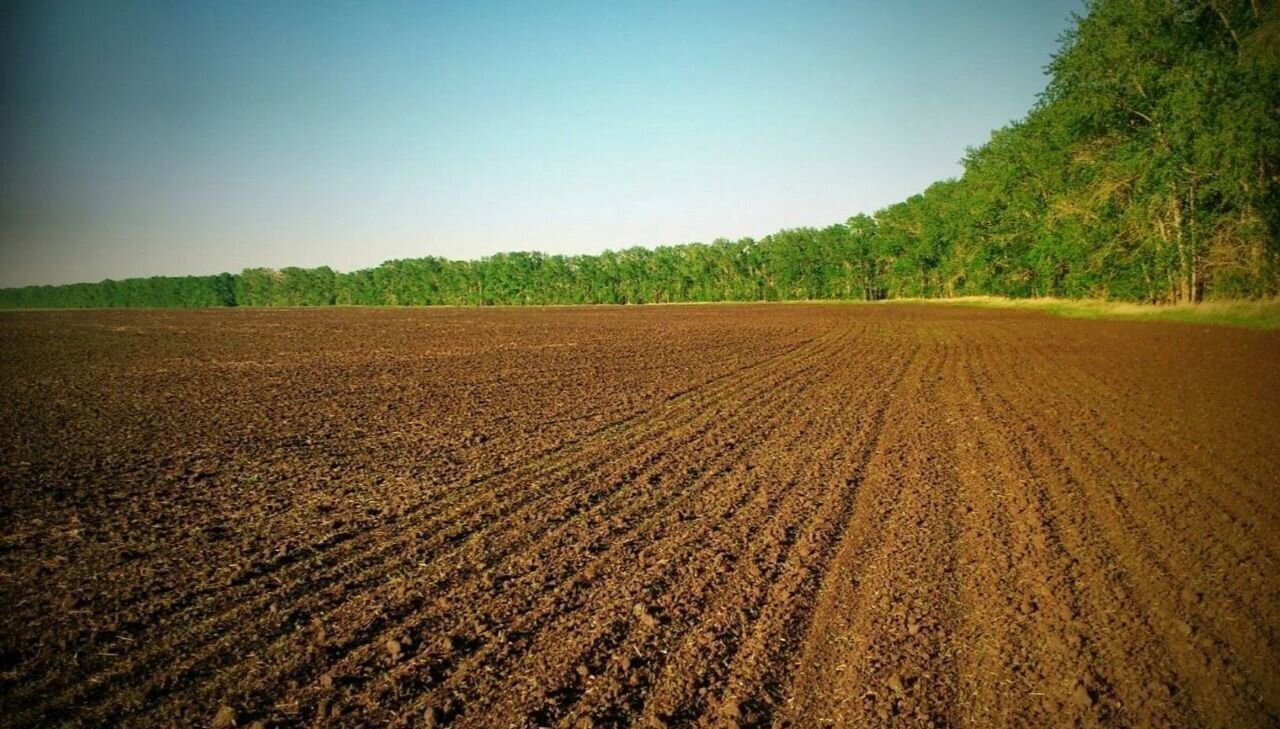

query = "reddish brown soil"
(1, 304), (1278, 729)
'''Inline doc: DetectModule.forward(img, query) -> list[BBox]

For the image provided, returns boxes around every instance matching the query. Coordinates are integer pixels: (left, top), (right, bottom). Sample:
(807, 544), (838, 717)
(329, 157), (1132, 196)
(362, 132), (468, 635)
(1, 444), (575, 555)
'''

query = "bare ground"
(0, 304), (1277, 728)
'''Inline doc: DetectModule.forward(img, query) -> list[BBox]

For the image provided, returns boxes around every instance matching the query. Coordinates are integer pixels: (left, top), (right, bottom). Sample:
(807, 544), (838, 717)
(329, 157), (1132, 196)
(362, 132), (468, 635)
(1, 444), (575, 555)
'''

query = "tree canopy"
(3, 0), (1276, 310)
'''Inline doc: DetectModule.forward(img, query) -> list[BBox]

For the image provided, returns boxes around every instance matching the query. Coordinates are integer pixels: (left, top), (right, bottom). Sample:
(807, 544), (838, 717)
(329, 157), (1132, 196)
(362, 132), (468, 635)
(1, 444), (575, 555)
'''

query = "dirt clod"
(1072, 683), (1095, 709)
(212, 705), (237, 729)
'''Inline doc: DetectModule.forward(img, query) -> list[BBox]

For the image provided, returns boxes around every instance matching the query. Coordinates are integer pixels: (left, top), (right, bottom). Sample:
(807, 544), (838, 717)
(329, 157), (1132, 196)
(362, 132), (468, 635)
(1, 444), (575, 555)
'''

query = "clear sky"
(1, 0), (1082, 287)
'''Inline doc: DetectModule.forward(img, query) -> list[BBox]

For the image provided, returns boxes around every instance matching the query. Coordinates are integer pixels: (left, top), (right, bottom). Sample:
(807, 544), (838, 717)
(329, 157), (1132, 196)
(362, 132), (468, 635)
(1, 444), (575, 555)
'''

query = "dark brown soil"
(1, 304), (1277, 728)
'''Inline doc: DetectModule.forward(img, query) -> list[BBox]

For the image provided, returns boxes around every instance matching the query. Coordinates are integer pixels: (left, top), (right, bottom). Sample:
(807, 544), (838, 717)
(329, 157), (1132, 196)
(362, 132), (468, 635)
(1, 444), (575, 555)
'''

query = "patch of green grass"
(893, 296), (1280, 330)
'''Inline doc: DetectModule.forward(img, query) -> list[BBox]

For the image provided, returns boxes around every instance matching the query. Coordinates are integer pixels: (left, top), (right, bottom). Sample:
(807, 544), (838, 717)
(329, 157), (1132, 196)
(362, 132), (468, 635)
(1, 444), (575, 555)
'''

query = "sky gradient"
(1, 0), (1082, 287)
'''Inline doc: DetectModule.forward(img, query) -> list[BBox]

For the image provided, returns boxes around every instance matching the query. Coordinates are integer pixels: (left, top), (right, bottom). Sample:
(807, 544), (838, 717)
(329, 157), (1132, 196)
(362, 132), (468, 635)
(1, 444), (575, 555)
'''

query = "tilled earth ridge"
(0, 304), (1277, 729)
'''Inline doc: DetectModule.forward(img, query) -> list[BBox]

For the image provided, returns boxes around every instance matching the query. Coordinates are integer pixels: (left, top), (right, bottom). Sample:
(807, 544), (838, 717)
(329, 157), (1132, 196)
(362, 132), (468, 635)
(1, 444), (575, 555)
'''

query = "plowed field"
(2, 305), (1278, 729)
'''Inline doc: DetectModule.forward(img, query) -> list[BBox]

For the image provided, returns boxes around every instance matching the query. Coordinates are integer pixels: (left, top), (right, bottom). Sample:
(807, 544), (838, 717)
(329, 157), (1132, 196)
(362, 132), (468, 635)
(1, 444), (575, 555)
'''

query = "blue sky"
(0, 0), (1082, 287)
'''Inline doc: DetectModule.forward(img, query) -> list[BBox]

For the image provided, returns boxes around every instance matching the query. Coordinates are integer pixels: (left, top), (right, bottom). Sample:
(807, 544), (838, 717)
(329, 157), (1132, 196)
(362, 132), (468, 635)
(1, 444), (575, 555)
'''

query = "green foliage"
(0, 273), (236, 309)
(2, 0), (1276, 310)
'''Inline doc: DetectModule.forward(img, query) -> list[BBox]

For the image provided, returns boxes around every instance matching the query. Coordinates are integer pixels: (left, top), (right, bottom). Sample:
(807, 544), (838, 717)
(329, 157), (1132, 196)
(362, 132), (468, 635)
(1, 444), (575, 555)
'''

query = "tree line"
(3, 0), (1276, 310)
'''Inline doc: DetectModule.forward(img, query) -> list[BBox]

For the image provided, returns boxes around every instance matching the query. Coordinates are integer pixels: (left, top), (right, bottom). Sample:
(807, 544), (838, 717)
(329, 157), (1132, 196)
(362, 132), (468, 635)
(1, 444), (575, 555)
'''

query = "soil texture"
(1, 304), (1278, 728)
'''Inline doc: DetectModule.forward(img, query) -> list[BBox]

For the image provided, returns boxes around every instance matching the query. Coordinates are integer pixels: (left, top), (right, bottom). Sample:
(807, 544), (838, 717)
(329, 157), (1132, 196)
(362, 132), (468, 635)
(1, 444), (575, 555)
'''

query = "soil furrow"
(952, 325), (1197, 728)
(9, 320), (846, 727)
(556, 327), (918, 729)
(94, 328), (853, 729)
(373, 327), (865, 728)
(982, 328), (1273, 727)
(998, 334), (1280, 722)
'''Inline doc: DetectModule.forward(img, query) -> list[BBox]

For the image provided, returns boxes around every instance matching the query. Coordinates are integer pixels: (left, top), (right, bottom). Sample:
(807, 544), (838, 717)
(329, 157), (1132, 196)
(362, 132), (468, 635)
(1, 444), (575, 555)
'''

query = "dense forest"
(3, 0), (1277, 309)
